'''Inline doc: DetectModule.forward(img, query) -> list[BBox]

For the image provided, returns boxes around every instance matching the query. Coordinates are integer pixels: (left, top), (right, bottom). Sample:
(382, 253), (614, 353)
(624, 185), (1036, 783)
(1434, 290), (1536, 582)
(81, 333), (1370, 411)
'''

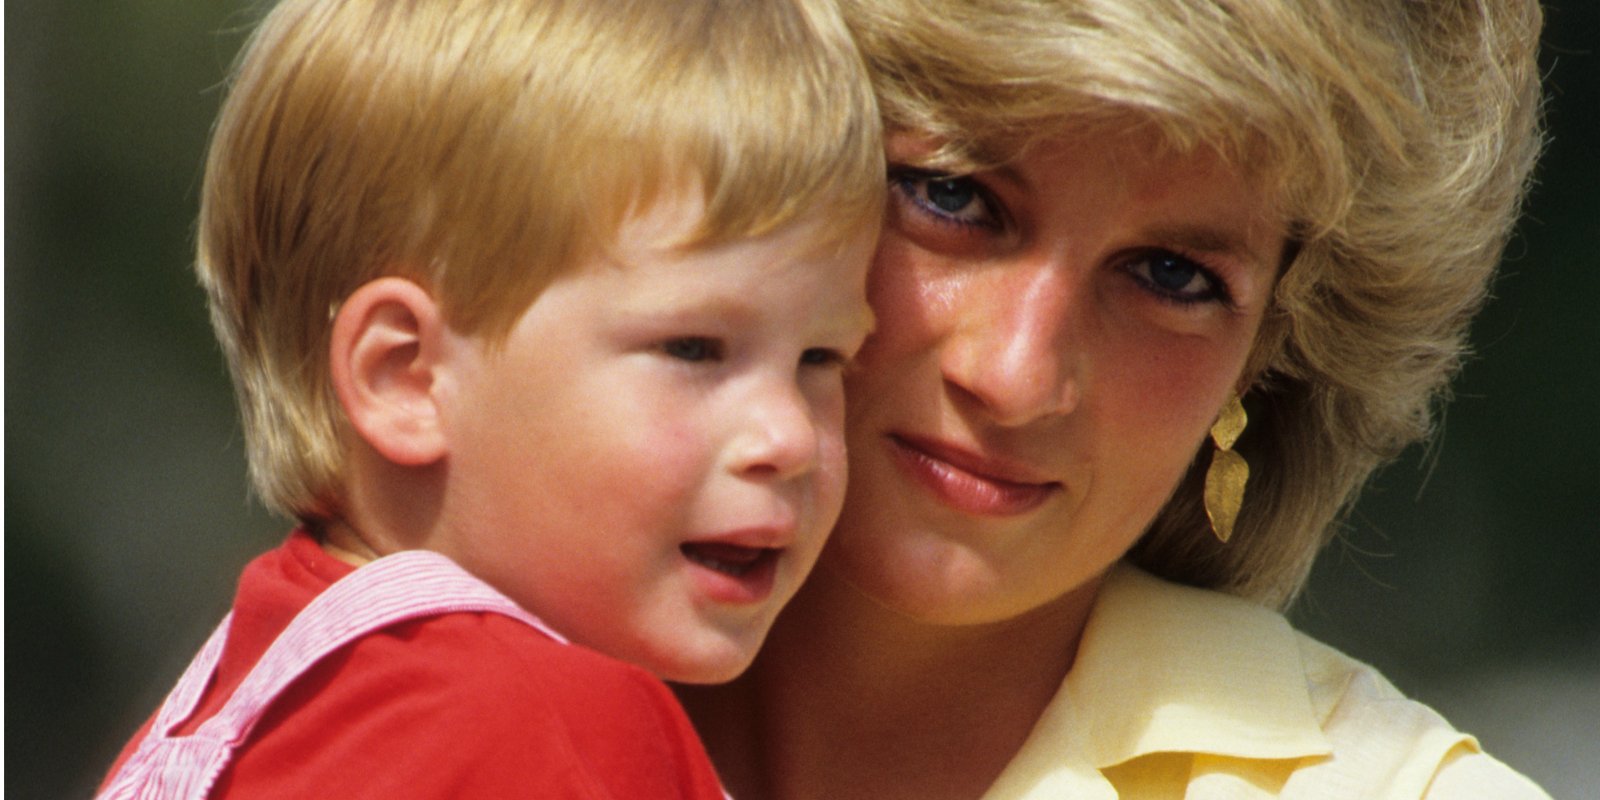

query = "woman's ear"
(329, 277), (451, 466)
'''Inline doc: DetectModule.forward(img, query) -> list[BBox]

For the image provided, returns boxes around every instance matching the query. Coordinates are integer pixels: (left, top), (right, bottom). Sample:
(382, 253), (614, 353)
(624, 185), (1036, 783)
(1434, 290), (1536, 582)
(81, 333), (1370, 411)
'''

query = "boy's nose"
(729, 382), (821, 482)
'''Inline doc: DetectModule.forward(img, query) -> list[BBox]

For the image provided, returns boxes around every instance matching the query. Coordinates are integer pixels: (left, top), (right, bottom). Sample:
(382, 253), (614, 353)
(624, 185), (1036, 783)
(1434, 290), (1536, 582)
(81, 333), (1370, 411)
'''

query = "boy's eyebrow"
(622, 291), (876, 337)
(623, 292), (759, 322)
(613, 294), (778, 336)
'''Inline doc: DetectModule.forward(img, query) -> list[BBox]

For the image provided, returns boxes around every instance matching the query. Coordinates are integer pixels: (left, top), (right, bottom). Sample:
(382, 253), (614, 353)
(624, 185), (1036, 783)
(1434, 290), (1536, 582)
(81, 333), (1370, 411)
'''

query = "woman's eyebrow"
(1143, 223), (1274, 272)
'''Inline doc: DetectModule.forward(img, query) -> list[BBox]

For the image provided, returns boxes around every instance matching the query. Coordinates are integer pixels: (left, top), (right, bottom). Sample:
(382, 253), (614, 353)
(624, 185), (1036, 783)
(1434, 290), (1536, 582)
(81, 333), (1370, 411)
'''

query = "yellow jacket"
(981, 566), (1549, 799)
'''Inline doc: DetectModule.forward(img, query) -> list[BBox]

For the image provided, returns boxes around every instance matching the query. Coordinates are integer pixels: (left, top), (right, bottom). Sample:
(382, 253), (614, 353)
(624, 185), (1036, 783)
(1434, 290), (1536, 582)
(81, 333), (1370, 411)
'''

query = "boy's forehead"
(620, 186), (711, 249)
(606, 185), (874, 263)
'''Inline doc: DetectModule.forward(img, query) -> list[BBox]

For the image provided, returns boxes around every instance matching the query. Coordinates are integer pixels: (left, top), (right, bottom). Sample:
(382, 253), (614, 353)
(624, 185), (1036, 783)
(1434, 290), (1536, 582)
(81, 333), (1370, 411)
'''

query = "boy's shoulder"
(362, 609), (682, 721)
(216, 609), (722, 798)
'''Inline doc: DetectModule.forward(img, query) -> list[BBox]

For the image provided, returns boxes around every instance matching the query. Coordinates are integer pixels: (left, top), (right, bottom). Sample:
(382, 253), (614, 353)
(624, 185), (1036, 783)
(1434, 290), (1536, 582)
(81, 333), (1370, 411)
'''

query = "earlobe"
(329, 277), (450, 466)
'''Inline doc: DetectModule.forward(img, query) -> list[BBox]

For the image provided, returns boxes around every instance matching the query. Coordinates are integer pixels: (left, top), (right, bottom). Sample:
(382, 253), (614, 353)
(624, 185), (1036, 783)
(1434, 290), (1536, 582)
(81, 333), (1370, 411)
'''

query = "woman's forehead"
(889, 125), (1286, 224)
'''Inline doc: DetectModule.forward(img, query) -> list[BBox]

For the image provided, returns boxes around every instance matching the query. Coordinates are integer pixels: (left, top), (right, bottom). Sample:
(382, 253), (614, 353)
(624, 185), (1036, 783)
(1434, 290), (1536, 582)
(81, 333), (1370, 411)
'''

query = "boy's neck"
(319, 435), (451, 568)
(679, 563), (1102, 800)
(318, 519), (383, 567)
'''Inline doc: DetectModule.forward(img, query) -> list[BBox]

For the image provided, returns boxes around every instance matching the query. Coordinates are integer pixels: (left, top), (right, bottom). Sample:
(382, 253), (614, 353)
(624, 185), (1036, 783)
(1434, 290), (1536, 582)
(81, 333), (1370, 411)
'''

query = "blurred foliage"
(6, 1), (1597, 798)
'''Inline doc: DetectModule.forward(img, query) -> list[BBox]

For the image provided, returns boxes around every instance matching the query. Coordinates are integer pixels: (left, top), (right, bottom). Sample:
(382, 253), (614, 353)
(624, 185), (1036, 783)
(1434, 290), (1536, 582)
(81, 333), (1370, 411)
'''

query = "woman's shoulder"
(1075, 565), (1551, 799)
(1288, 634), (1549, 800)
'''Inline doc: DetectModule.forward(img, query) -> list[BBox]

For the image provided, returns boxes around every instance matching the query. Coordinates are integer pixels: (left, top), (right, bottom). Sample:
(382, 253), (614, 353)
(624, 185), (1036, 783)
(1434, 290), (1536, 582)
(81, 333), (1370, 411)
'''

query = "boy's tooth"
(682, 544), (763, 577)
(688, 543), (764, 565)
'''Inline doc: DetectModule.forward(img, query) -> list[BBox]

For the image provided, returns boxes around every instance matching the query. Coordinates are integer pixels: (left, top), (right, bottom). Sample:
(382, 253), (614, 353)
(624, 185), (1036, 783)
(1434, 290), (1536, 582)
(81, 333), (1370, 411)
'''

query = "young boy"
(97, 0), (882, 796)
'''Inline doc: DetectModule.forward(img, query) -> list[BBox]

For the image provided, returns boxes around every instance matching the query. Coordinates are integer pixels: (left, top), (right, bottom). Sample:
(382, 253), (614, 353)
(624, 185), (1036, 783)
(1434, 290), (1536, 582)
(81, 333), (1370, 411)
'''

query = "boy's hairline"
(447, 176), (884, 349)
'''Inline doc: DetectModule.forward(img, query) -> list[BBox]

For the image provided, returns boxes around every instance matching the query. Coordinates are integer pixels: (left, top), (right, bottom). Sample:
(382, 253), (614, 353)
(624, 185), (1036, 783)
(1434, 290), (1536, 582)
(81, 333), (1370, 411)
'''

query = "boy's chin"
(648, 633), (762, 685)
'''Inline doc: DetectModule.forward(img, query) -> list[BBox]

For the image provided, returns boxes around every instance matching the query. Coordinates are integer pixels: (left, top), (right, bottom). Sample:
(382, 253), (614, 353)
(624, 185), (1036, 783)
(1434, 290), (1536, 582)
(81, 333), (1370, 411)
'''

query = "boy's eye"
(799, 347), (846, 367)
(891, 169), (1001, 229)
(1122, 250), (1231, 306)
(662, 337), (723, 362)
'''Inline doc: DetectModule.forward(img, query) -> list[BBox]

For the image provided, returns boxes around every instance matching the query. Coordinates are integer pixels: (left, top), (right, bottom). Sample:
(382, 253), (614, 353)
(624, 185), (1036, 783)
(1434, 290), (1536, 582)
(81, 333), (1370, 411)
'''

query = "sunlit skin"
(329, 193), (877, 685)
(823, 130), (1285, 628)
(682, 129), (1288, 800)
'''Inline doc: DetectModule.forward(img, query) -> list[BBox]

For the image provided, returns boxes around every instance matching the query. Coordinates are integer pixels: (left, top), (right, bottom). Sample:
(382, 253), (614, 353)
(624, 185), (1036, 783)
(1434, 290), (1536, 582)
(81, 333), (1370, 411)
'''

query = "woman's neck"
(680, 564), (1103, 800)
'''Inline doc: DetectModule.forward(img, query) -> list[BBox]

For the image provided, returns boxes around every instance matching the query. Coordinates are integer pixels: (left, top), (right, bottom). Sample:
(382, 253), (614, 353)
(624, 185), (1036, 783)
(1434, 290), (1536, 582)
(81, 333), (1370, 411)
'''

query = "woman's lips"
(888, 434), (1060, 516)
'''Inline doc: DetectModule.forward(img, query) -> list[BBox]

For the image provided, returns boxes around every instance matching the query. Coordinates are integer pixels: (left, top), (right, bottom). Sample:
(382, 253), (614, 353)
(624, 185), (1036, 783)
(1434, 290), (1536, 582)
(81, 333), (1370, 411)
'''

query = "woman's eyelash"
(889, 168), (1002, 230)
(1120, 250), (1236, 308)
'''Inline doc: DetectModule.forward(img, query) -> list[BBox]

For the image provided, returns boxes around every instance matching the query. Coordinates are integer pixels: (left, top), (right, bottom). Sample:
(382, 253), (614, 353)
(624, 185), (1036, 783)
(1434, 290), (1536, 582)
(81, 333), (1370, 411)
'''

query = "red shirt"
(103, 532), (727, 799)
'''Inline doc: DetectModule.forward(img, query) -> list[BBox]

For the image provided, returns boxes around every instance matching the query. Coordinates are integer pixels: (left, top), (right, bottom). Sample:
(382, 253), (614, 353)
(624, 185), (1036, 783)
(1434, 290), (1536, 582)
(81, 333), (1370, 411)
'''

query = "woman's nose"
(729, 380), (822, 481)
(942, 267), (1081, 427)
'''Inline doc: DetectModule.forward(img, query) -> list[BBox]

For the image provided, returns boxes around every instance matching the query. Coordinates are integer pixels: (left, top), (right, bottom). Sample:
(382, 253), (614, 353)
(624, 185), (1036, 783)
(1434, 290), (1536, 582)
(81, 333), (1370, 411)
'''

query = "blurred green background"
(6, 2), (1597, 797)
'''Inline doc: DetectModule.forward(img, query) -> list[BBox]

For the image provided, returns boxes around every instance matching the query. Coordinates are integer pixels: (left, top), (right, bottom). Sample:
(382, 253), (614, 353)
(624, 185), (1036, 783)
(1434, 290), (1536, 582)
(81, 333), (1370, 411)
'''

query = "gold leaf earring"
(1204, 394), (1249, 543)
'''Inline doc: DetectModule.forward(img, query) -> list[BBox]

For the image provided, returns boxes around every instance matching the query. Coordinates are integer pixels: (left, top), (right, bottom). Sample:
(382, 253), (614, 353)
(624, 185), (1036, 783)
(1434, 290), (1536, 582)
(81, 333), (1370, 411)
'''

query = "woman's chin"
(814, 521), (1115, 630)
(818, 536), (1005, 626)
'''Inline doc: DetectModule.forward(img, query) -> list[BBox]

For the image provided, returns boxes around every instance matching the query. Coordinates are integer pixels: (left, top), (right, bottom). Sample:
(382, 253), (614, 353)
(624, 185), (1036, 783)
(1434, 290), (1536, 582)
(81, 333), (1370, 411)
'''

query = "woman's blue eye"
(663, 337), (722, 362)
(926, 178), (977, 214)
(891, 169), (999, 229)
(1125, 251), (1230, 305)
(1149, 255), (1201, 291)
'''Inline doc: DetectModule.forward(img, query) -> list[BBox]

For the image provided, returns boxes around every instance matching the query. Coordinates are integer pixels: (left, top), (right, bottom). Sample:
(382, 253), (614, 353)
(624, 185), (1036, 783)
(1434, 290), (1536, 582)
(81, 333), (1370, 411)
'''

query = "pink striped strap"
(98, 549), (562, 800)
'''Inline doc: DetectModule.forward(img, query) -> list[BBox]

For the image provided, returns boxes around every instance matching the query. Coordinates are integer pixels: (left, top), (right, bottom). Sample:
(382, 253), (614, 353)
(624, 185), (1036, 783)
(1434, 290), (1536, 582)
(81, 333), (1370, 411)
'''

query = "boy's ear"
(329, 277), (451, 466)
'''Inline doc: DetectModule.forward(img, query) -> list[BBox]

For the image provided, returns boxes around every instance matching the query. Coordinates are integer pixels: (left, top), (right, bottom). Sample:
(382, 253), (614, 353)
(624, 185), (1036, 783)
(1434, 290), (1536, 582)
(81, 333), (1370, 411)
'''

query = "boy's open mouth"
(680, 543), (779, 577)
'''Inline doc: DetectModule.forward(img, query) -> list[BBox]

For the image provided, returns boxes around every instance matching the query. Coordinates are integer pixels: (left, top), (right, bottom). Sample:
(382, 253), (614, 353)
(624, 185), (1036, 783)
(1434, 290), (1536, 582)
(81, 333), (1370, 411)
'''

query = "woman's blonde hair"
(839, 0), (1543, 607)
(201, 0), (883, 522)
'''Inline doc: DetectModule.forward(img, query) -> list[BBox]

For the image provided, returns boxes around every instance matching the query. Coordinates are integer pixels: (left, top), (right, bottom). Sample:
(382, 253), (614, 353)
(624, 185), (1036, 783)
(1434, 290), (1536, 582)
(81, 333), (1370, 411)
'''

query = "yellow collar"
(989, 564), (1332, 795)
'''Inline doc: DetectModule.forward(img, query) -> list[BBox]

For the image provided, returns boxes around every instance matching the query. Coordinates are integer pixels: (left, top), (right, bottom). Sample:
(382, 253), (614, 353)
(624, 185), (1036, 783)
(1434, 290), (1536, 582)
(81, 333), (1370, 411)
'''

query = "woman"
(677, 0), (1548, 797)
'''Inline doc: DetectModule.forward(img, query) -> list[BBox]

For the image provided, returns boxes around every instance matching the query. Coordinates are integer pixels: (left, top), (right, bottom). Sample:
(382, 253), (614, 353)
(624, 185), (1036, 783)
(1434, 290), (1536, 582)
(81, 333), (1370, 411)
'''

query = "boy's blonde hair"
(201, 0), (883, 522)
(839, 0), (1543, 607)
